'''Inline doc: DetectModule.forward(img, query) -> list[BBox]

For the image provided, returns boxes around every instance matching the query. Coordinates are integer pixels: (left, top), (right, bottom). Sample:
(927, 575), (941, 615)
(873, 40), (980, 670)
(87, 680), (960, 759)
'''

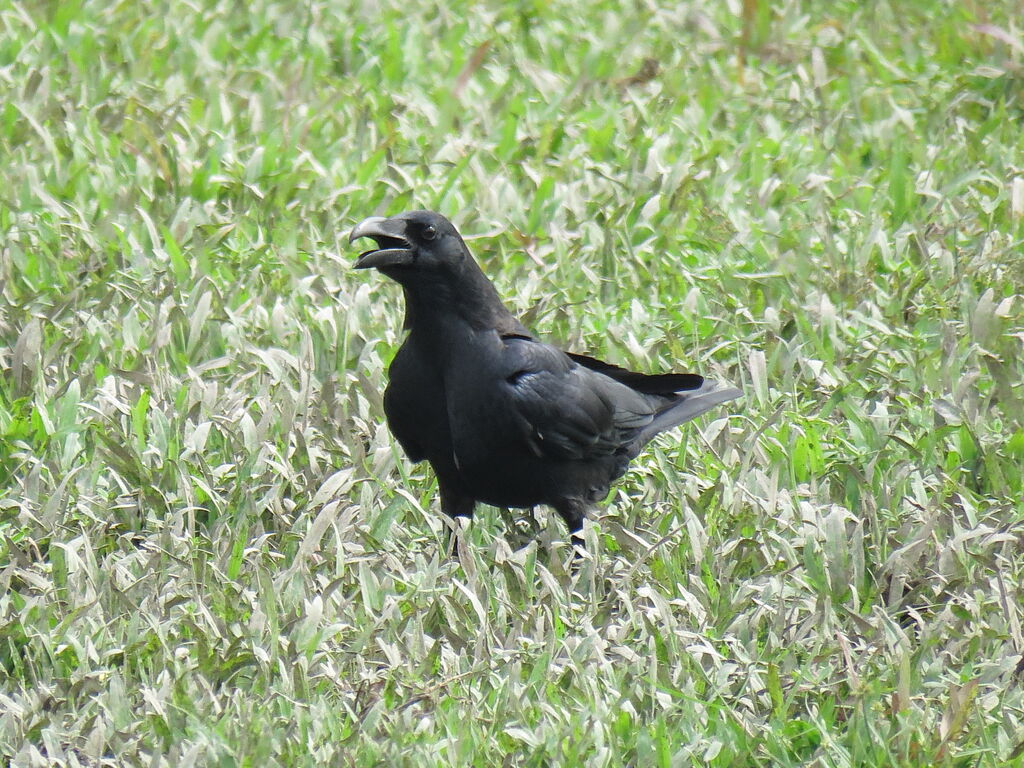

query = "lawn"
(2, 0), (1023, 765)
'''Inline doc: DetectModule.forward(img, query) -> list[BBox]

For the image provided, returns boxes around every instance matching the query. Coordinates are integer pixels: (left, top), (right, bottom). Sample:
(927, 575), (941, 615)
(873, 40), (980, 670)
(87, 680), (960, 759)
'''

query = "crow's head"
(350, 210), (467, 282)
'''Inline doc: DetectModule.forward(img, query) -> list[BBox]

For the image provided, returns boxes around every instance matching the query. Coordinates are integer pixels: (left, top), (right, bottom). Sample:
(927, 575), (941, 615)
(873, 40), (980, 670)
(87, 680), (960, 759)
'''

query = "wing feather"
(501, 337), (655, 461)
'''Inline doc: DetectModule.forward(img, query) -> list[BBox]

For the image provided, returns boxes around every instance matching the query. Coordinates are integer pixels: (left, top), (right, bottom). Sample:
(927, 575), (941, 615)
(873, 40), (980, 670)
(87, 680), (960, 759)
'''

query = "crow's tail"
(633, 380), (742, 451)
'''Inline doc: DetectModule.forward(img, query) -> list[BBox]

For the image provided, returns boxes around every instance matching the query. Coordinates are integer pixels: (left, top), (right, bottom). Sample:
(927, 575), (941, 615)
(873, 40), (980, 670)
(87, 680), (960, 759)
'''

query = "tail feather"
(633, 380), (741, 450)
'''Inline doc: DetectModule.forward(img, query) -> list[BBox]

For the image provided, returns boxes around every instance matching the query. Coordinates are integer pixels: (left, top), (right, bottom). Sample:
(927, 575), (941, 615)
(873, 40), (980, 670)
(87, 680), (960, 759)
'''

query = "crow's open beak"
(349, 216), (414, 269)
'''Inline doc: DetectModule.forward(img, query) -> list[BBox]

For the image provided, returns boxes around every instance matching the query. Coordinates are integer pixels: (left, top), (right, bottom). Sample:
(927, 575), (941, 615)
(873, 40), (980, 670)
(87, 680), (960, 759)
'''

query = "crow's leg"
(439, 478), (476, 556)
(552, 498), (587, 555)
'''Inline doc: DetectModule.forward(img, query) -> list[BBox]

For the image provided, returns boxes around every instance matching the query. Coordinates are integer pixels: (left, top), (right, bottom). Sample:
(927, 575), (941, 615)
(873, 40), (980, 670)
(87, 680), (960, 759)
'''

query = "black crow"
(350, 210), (740, 551)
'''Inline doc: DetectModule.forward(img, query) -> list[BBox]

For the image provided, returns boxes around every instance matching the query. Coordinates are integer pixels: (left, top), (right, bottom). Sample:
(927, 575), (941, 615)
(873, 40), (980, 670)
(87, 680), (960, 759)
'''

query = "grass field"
(3, 0), (1024, 765)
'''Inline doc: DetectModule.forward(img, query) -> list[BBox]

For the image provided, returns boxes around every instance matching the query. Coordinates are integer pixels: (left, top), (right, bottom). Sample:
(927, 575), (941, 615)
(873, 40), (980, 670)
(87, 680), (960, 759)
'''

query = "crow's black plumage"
(350, 210), (741, 550)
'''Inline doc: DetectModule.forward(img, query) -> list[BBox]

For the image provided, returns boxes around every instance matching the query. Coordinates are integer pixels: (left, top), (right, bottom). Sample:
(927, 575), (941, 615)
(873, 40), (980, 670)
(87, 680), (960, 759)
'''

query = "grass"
(2, 0), (1023, 764)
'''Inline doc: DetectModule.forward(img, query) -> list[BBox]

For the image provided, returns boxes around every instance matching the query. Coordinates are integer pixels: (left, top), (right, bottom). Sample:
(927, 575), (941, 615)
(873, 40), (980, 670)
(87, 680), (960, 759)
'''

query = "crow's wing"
(566, 351), (704, 394)
(500, 336), (656, 461)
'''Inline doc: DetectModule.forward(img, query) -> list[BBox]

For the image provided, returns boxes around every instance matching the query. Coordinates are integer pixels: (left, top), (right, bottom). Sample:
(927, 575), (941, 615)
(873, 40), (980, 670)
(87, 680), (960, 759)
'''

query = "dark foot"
(553, 498), (588, 561)
(439, 480), (475, 558)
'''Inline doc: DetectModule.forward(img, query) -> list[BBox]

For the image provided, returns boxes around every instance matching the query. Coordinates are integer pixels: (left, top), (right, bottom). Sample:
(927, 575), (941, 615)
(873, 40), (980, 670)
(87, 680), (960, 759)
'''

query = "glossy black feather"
(566, 351), (705, 395)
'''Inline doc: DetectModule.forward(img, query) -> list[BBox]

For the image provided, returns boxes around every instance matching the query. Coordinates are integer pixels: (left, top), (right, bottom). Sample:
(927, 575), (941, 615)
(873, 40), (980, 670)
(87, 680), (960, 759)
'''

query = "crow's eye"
(422, 225), (437, 241)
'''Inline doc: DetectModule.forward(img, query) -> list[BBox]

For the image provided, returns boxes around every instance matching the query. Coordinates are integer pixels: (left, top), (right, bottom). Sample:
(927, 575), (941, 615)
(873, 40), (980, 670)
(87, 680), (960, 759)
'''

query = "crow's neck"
(401, 263), (524, 337)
